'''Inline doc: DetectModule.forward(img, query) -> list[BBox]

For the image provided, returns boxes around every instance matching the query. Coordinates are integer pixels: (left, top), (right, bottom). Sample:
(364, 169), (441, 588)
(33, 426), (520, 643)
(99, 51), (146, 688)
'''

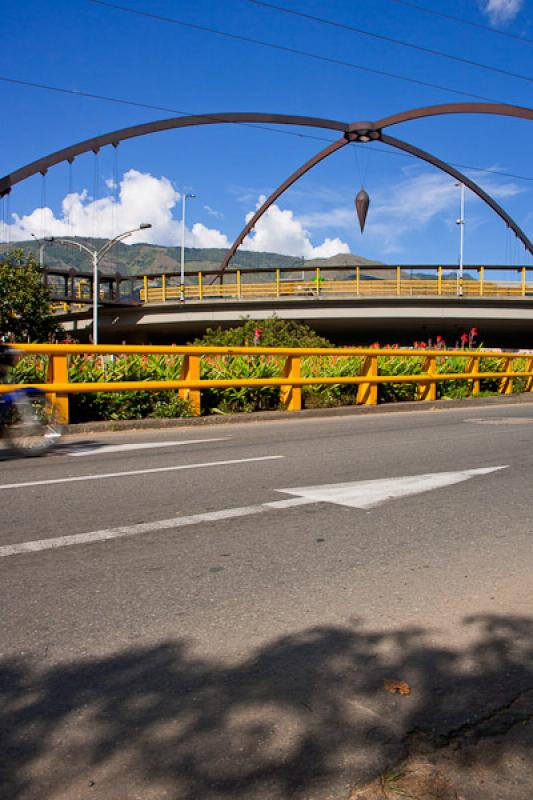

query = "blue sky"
(1, 0), (531, 265)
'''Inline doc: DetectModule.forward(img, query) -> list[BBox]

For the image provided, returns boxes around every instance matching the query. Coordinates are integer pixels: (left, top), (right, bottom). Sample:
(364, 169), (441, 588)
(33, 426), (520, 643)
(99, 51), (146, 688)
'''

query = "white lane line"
(0, 455), (284, 491)
(69, 437), (229, 457)
(465, 418), (533, 426)
(0, 497), (311, 558)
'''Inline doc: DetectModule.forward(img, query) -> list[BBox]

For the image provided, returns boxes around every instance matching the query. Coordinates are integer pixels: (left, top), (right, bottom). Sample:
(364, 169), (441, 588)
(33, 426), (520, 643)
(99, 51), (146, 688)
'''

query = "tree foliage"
(0, 249), (63, 342)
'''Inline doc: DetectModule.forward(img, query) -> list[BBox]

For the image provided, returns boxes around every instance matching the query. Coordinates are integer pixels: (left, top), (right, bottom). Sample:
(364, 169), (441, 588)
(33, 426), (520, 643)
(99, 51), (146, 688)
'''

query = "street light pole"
(455, 182), (465, 297)
(92, 249), (99, 345)
(31, 233), (46, 268)
(180, 192), (196, 301)
(47, 223), (151, 344)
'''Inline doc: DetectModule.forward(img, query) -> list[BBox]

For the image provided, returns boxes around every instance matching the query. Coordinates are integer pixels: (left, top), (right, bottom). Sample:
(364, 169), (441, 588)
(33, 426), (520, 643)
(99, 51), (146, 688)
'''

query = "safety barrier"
(2, 344), (533, 425)
(139, 266), (533, 304)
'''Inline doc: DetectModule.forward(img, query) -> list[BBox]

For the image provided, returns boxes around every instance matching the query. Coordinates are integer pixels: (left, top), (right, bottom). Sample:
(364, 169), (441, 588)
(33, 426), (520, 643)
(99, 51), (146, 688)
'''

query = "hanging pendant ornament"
(355, 188), (370, 233)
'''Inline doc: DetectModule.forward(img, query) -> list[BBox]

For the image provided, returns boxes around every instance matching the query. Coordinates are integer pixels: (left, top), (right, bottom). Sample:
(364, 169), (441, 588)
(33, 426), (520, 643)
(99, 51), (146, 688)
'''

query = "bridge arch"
(1, 102), (531, 267)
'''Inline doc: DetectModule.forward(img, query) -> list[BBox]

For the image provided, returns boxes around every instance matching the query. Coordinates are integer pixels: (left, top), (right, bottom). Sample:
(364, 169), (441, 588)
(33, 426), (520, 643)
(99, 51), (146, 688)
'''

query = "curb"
(65, 392), (533, 434)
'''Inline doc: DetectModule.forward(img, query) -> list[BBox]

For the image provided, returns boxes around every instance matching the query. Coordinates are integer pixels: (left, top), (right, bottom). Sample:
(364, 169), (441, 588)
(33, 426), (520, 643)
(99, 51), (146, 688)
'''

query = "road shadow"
(1, 614), (533, 799)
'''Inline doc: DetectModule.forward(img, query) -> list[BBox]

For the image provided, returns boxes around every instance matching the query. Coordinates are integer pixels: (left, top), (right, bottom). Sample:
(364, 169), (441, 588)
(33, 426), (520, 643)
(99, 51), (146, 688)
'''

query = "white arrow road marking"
(0, 466), (507, 558)
(69, 437), (229, 456)
(0, 455), (284, 491)
(278, 466), (508, 510)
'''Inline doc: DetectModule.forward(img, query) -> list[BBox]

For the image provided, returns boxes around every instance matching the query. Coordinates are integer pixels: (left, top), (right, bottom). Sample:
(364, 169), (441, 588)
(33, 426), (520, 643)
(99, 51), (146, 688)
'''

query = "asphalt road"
(2, 402), (533, 799)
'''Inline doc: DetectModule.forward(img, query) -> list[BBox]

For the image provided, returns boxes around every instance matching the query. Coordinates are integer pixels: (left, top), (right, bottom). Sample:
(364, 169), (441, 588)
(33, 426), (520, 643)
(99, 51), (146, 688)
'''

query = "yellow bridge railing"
(2, 344), (533, 424)
(138, 267), (533, 304)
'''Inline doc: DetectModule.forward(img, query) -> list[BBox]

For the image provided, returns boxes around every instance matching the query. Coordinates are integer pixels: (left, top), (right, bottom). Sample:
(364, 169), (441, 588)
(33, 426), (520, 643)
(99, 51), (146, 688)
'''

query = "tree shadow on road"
(2, 614), (533, 799)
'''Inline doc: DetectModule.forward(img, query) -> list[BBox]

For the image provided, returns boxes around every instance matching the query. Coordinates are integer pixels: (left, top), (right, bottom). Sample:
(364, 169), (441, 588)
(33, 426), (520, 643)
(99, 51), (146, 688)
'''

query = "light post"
(455, 182), (465, 297)
(180, 192), (196, 301)
(46, 223), (151, 344)
(31, 232), (47, 268)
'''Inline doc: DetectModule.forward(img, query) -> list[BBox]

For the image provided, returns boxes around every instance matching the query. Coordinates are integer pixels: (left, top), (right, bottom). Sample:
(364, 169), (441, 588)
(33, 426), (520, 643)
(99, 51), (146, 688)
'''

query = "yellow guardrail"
(2, 344), (533, 425)
(138, 266), (533, 304)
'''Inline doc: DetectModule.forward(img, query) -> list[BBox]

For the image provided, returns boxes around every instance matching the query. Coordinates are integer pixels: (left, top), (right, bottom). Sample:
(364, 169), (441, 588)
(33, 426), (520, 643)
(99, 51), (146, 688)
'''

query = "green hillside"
(0, 239), (383, 278)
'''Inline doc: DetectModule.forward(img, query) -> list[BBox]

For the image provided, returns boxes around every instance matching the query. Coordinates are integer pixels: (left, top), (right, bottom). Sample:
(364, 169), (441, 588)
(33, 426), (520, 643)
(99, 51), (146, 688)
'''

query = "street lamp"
(31, 232), (47, 268)
(47, 223), (151, 344)
(181, 192), (196, 301)
(455, 182), (465, 297)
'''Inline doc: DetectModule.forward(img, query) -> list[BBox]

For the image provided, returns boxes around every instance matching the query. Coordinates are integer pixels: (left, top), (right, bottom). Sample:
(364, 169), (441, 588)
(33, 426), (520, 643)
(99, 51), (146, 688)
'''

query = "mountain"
(0, 239), (383, 277)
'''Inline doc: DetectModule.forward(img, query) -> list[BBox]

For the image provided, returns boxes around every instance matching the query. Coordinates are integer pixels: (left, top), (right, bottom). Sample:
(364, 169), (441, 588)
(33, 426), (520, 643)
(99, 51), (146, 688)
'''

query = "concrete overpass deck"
(62, 294), (533, 348)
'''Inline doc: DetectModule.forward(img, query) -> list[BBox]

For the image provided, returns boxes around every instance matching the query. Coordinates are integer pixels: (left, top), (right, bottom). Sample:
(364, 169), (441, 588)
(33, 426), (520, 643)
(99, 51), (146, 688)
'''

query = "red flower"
(470, 327), (478, 338)
(436, 335), (443, 343)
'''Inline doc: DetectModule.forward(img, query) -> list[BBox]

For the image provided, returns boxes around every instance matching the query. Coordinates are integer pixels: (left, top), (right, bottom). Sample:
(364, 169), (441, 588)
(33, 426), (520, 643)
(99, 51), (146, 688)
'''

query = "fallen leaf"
(384, 679), (412, 695)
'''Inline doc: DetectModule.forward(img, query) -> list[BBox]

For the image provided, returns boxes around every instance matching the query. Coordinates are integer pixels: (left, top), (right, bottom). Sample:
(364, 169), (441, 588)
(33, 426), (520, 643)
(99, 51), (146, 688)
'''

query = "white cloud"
(361, 169), (524, 254)
(203, 204), (223, 219)
(5, 169), (229, 249)
(481, 0), (522, 25)
(241, 195), (350, 258)
(4, 167), (522, 261)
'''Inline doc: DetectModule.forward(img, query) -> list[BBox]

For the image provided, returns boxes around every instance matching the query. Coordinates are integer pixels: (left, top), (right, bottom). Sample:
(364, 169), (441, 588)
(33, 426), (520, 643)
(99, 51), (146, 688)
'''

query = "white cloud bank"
(481, 0), (523, 25)
(3, 170), (350, 258)
(2, 167), (523, 259)
(6, 170), (230, 249)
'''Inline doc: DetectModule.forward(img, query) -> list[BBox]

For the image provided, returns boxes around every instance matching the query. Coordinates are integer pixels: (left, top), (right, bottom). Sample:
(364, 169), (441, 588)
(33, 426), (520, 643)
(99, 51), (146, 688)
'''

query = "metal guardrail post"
(198, 272), (203, 300)
(46, 353), (70, 423)
(276, 269), (280, 298)
(280, 355), (301, 411)
(396, 266), (401, 296)
(479, 267), (484, 297)
(178, 355), (201, 415)
(499, 358), (514, 395)
(526, 357), (533, 392)
(143, 275), (148, 303)
(356, 266), (360, 296)
(237, 270), (242, 300)
(521, 267), (526, 297)
(315, 268), (321, 297)
(417, 356), (437, 401)
(466, 356), (480, 396)
(162, 274), (167, 302)
(356, 355), (378, 406)
(437, 266), (442, 296)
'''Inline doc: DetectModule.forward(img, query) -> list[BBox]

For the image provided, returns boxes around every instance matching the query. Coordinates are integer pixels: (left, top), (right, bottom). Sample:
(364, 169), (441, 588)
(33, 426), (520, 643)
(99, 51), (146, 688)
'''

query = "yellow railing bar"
(10, 343), (531, 357)
(5, 344), (533, 423)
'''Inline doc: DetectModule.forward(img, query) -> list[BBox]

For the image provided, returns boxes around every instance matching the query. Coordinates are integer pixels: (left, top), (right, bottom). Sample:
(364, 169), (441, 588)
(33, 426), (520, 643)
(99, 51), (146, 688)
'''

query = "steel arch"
(222, 131), (532, 273)
(1, 101), (531, 273)
(1, 102), (532, 197)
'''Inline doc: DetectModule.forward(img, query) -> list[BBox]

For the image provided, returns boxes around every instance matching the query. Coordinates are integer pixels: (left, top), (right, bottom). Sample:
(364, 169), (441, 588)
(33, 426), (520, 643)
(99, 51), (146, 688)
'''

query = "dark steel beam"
(217, 137), (349, 277)
(2, 103), (532, 197)
(0, 113), (348, 196)
(381, 133), (532, 255)
(219, 131), (531, 274)
(376, 102), (533, 131)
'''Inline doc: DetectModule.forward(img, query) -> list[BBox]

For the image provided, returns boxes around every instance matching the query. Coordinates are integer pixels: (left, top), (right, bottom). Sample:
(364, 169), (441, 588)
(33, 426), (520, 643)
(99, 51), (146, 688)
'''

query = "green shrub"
(302, 355), (363, 408)
(194, 317), (332, 348)
(377, 355), (425, 403)
(200, 354), (282, 414)
(68, 353), (192, 422)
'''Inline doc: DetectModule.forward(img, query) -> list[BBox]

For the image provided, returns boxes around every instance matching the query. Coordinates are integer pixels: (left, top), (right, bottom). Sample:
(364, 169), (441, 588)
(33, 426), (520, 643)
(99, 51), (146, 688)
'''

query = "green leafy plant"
(200, 354), (282, 413)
